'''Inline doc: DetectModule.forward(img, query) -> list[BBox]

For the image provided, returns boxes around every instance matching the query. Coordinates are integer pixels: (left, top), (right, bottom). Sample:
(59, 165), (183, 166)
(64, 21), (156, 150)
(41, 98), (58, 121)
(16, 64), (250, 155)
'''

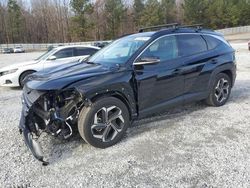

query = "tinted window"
(88, 35), (151, 64)
(140, 35), (178, 61)
(54, 48), (73, 59)
(177, 35), (207, 57)
(75, 48), (98, 56)
(203, 35), (221, 50)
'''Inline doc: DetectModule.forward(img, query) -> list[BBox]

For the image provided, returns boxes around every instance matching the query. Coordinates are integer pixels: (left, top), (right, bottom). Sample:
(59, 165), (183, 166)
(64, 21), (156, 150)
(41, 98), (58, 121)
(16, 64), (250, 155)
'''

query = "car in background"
(0, 45), (100, 87)
(47, 44), (64, 52)
(47, 45), (55, 52)
(3, 48), (14, 54)
(248, 40), (250, 51)
(93, 41), (110, 48)
(14, 46), (25, 53)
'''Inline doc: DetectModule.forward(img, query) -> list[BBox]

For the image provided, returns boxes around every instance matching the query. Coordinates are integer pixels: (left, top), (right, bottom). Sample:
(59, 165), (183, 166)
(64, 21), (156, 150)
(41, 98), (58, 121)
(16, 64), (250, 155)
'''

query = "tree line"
(0, 0), (250, 44)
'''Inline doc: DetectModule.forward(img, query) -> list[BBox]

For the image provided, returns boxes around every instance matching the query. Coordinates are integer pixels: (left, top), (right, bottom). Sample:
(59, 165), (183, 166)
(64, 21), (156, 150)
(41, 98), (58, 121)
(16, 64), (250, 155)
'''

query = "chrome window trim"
(133, 32), (229, 65)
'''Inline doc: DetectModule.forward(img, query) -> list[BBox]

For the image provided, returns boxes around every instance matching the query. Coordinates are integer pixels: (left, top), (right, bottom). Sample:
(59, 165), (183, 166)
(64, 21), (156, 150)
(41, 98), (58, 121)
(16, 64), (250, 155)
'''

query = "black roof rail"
(177, 24), (203, 30)
(138, 23), (179, 33)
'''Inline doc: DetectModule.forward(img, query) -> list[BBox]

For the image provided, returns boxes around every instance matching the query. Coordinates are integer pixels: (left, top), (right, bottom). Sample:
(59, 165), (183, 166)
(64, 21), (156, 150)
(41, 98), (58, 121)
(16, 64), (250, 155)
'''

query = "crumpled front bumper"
(19, 86), (49, 165)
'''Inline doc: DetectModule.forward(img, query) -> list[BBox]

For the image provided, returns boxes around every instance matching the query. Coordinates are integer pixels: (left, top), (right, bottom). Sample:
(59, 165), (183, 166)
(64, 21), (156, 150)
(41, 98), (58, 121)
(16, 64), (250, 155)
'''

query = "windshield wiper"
(85, 61), (101, 65)
(85, 61), (95, 64)
(79, 59), (100, 65)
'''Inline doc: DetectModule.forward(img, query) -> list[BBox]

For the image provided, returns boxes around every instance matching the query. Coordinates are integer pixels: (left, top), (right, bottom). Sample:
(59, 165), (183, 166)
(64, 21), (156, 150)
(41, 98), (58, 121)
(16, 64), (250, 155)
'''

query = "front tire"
(205, 73), (232, 107)
(19, 71), (35, 87)
(78, 97), (130, 148)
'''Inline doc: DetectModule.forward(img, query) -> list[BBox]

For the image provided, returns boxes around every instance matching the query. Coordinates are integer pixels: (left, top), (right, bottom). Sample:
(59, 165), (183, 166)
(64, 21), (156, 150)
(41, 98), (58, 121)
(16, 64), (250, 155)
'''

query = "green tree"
(104, 0), (125, 39)
(183, 0), (210, 26)
(207, 0), (248, 28)
(237, 0), (250, 26)
(161, 0), (177, 24)
(133, 0), (145, 27)
(7, 0), (24, 43)
(139, 0), (164, 27)
(183, 0), (250, 29)
(70, 0), (93, 41)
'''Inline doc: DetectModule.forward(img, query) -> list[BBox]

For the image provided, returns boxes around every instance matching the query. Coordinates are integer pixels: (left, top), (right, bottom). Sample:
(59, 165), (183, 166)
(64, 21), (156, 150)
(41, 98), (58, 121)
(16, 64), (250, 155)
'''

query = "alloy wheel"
(214, 78), (230, 103)
(91, 106), (125, 142)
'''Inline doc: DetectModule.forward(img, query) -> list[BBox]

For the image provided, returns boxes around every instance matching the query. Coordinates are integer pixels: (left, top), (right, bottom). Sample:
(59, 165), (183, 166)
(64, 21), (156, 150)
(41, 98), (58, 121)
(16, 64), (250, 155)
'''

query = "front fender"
(68, 71), (138, 118)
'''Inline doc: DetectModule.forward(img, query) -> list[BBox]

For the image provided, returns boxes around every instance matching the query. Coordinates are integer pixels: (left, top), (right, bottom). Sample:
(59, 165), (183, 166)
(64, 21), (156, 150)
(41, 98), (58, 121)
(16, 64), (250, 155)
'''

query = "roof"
(55, 45), (100, 50)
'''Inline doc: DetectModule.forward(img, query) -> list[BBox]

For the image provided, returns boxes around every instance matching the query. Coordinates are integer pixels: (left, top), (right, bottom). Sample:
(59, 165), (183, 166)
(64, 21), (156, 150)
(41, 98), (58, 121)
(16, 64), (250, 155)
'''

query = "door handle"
(173, 67), (198, 75)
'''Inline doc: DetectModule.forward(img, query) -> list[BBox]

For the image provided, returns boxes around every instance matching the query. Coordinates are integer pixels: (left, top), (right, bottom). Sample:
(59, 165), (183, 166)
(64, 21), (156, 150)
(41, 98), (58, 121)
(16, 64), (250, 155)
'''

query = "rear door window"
(54, 48), (74, 59)
(75, 47), (98, 56)
(177, 34), (207, 57)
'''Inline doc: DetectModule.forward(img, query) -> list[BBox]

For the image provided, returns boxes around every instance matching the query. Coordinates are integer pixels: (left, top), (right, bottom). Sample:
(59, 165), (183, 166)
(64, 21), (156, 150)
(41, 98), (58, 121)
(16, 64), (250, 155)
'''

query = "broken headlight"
(20, 88), (85, 165)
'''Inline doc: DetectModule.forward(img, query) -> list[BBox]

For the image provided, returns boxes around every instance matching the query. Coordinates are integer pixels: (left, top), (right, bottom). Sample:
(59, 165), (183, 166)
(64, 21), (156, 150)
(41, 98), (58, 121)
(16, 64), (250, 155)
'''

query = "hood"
(26, 62), (117, 90)
(0, 60), (38, 72)
(41, 60), (81, 73)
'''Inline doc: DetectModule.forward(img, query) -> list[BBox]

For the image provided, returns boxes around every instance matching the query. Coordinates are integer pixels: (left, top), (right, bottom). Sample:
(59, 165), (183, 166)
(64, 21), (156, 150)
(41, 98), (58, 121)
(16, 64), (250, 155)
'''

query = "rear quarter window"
(177, 34), (208, 57)
(203, 35), (222, 50)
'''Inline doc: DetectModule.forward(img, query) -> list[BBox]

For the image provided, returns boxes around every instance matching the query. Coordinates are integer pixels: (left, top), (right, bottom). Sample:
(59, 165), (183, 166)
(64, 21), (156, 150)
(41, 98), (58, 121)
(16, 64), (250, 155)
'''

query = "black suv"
(19, 24), (236, 164)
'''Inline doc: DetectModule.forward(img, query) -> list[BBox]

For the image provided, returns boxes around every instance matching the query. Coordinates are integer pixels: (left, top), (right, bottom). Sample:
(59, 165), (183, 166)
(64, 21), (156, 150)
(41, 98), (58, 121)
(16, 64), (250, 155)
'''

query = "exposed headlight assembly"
(19, 88), (85, 165)
(0, 69), (18, 76)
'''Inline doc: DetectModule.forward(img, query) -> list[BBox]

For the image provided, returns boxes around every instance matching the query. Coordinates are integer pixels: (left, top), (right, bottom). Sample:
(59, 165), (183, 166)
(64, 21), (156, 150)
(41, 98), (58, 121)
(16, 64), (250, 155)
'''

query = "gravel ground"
(0, 43), (250, 188)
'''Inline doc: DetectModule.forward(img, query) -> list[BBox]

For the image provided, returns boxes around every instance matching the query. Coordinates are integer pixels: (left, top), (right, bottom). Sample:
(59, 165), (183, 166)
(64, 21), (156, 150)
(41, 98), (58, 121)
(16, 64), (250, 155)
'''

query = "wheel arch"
(220, 70), (233, 86)
(89, 91), (136, 121)
(208, 63), (235, 92)
(19, 70), (36, 86)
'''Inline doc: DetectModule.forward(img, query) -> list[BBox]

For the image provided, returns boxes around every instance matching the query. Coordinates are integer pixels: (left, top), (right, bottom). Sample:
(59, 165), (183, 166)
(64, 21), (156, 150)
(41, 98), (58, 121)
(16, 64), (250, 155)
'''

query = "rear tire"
(78, 97), (130, 148)
(19, 71), (36, 87)
(205, 73), (232, 107)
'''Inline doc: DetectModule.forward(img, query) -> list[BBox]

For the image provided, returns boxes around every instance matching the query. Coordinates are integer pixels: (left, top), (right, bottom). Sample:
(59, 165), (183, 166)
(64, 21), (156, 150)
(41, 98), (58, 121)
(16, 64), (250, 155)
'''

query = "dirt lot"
(0, 42), (250, 187)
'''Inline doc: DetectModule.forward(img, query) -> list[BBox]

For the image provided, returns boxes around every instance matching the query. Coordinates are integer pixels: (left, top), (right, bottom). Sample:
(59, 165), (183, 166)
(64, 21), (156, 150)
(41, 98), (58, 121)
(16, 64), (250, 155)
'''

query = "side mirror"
(134, 57), (160, 65)
(82, 55), (90, 61)
(78, 55), (90, 63)
(47, 55), (57, 61)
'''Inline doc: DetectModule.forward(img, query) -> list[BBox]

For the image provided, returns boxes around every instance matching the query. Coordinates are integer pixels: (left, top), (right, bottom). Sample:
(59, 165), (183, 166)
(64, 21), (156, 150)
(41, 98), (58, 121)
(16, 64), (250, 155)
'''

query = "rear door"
(176, 34), (212, 99)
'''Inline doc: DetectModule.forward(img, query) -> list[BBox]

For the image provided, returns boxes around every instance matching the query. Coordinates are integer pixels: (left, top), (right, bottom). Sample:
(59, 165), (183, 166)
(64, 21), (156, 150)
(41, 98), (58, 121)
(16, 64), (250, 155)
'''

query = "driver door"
(134, 35), (185, 116)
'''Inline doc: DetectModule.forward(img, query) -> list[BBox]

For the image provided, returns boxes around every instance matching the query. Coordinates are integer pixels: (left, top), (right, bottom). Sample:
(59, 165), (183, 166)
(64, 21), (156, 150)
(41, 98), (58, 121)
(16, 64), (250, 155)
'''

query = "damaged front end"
(19, 85), (85, 165)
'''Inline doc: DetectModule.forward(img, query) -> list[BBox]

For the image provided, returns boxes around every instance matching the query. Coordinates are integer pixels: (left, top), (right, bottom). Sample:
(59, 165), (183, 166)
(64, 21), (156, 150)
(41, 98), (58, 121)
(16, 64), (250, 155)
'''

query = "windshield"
(35, 48), (58, 61)
(88, 35), (151, 64)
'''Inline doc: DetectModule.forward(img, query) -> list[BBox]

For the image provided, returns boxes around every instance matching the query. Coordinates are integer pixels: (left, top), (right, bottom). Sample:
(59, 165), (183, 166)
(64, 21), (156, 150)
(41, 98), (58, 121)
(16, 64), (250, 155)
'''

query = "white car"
(14, 46), (25, 53)
(0, 45), (100, 87)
